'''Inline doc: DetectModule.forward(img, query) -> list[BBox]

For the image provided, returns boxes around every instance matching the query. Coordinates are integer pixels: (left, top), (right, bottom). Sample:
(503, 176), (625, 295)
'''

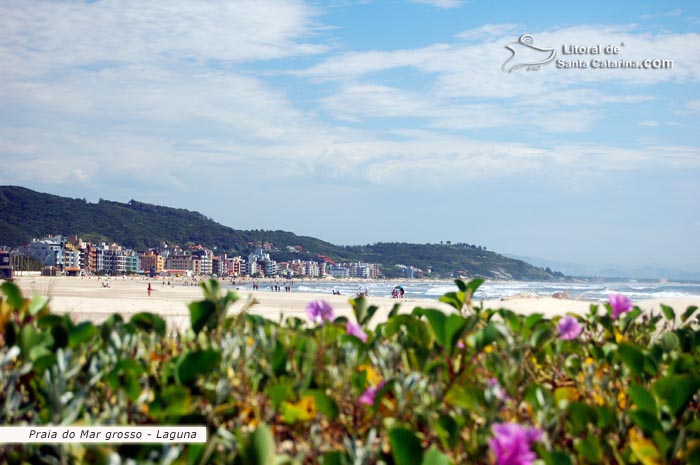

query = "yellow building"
(140, 251), (164, 274)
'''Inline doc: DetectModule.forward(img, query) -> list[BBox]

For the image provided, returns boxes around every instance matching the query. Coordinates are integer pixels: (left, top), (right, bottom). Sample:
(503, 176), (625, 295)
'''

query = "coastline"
(9, 276), (700, 331)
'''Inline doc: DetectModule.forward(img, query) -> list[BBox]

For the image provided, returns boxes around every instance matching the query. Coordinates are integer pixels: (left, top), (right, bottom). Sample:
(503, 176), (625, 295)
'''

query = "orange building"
(140, 251), (164, 274)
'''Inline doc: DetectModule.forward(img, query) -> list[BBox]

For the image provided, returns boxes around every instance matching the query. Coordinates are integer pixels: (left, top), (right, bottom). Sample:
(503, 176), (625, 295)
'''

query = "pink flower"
(305, 300), (335, 325)
(609, 293), (633, 319)
(557, 316), (583, 340)
(359, 381), (386, 406)
(489, 423), (542, 465)
(346, 321), (368, 342)
(487, 378), (508, 401)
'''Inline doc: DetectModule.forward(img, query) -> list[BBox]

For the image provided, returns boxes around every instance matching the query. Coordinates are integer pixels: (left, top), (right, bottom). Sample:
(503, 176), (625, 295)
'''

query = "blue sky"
(1, 0), (699, 271)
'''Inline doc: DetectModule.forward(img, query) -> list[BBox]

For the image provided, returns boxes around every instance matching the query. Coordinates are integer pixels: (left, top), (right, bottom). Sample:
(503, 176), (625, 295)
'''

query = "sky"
(1, 0), (699, 271)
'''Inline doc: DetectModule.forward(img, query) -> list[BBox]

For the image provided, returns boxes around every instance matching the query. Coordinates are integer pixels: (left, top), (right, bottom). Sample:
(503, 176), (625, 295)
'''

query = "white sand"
(10, 276), (699, 331)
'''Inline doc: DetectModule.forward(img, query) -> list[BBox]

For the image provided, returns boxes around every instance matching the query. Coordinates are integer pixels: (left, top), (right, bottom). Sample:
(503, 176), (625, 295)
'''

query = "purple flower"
(305, 300), (335, 325)
(346, 321), (368, 342)
(557, 316), (583, 340)
(609, 293), (633, 319)
(359, 381), (386, 406)
(487, 378), (508, 401)
(489, 423), (542, 465)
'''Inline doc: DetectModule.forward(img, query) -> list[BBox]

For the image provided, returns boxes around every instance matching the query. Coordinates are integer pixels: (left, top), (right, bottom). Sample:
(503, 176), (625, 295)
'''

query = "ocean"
(227, 279), (700, 302)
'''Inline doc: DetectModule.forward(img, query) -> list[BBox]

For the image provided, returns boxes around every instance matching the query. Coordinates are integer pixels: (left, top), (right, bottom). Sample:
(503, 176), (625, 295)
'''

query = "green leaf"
(471, 322), (501, 351)
(19, 325), (50, 358)
(69, 321), (99, 347)
(438, 292), (464, 311)
(421, 446), (453, 465)
(681, 305), (698, 324)
(628, 384), (657, 414)
(536, 446), (573, 465)
(186, 444), (206, 465)
(177, 350), (222, 386)
(444, 314), (468, 353)
(445, 384), (483, 410)
(388, 303), (401, 318)
(436, 414), (459, 449)
(130, 312), (166, 337)
(629, 411), (663, 435)
(568, 401), (597, 434)
(653, 374), (700, 418)
(618, 344), (645, 378)
(385, 314), (432, 348)
(50, 323), (69, 349)
(303, 390), (339, 420)
(524, 313), (544, 331)
(389, 427), (423, 465)
(149, 385), (192, 418)
(266, 384), (293, 409)
(422, 309), (447, 346)
(574, 436), (602, 463)
(31, 353), (56, 372)
(321, 451), (344, 465)
(27, 294), (49, 316)
(658, 332), (679, 352)
(0, 281), (24, 309)
(660, 304), (675, 321)
(464, 278), (484, 298)
(199, 278), (221, 301)
(189, 300), (217, 334)
(529, 326), (553, 349)
(245, 424), (275, 465)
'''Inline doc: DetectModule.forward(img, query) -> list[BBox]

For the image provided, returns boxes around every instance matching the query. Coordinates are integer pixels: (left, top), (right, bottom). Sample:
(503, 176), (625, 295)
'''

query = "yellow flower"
(629, 428), (662, 465)
(281, 395), (317, 423)
(358, 365), (382, 386)
(617, 391), (627, 409)
(593, 392), (606, 406)
(614, 327), (625, 343)
(554, 386), (580, 405)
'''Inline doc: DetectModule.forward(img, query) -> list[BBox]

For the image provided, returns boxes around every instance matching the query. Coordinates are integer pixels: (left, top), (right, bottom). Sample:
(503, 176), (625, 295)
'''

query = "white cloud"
(409, 0), (462, 9)
(0, 5), (698, 198)
(687, 100), (700, 111)
(0, 0), (326, 81)
(456, 24), (519, 41)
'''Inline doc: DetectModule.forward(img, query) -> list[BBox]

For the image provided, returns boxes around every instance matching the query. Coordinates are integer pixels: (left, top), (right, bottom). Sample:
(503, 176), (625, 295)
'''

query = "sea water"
(227, 279), (700, 302)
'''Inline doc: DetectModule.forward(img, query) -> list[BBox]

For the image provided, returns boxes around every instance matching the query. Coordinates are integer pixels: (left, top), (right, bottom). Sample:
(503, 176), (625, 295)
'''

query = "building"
(223, 255), (244, 277)
(140, 251), (164, 275)
(102, 244), (127, 275)
(0, 250), (12, 280)
(165, 254), (192, 272)
(190, 246), (213, 276)
(19, 236), (66, 270)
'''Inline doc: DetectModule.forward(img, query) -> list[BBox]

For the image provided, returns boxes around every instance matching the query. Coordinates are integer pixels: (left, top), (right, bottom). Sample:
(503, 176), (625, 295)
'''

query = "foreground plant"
(0, 279), (699, 465)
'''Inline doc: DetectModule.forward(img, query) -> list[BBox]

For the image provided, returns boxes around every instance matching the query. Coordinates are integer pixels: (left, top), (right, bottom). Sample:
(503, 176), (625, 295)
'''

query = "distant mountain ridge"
(505, 253), (700, 282)
(0, 185), (561, 280)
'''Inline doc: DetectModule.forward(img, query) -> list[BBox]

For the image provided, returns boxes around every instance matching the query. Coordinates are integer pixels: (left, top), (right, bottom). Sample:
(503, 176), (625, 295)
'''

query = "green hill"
(0, 185), (562, 280)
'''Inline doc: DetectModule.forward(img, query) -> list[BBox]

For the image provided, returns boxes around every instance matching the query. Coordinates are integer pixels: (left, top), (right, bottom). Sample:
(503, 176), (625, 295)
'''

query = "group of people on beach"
(250, 279), (293, 292)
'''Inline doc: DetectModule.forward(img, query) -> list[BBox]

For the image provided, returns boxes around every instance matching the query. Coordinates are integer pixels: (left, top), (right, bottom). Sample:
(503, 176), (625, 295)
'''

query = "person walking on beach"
(147, 283), (152, 296)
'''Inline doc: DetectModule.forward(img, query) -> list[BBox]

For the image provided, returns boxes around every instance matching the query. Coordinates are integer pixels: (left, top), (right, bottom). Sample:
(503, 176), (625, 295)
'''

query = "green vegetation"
(1, 280), (698, 464)
(0, 185), (561, 279)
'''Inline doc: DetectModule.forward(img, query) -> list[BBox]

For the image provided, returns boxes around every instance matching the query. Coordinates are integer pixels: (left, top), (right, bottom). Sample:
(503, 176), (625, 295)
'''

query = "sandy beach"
(9, 276), (700, 331)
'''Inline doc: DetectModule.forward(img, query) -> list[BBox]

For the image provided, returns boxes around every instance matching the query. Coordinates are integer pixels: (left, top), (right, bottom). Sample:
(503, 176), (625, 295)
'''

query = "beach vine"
(0, 279), (699, 464)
